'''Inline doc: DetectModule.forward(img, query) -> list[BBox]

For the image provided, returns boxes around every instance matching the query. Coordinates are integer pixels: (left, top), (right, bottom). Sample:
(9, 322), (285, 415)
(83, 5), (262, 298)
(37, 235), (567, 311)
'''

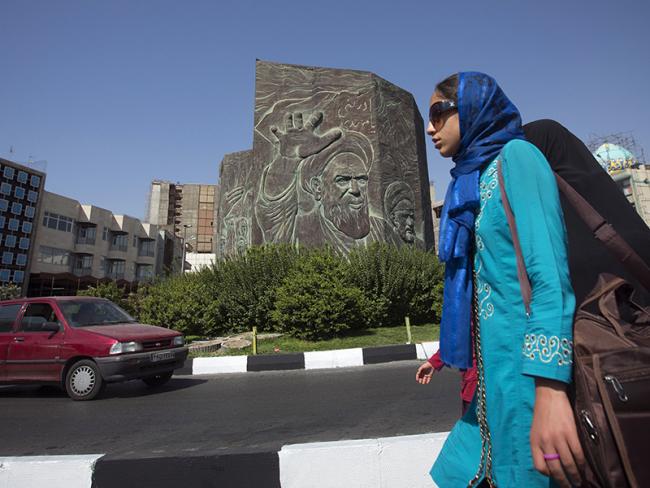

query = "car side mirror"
(42, 322), (62, 333)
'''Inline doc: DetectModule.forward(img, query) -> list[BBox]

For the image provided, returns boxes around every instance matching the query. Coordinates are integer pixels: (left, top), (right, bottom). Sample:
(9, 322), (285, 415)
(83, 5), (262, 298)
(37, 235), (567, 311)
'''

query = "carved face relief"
(391, 199), (416, 243)
(319, 152), (370, 239)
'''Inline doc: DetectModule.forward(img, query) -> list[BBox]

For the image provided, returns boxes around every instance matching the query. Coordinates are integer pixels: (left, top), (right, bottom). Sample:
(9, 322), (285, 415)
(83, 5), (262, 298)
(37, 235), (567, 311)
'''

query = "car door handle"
(13, 337), (25, 342)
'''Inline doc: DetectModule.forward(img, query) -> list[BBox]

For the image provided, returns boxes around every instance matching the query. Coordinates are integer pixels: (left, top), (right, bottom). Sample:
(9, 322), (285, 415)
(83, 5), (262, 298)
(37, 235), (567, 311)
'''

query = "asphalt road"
(0, 361), (461, 459)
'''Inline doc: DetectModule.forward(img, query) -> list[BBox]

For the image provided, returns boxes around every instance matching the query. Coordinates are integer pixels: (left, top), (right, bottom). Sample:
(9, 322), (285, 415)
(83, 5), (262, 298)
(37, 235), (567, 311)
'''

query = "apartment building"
(0, 158), (46, 294)
(28, 191), (180, 296)
(146, 180), (219, 254)
(611, 165), (650, 228)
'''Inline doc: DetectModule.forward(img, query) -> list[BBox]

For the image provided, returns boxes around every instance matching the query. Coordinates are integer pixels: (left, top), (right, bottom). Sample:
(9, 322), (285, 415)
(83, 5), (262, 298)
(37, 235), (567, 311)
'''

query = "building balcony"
(72, 267), (93, 277)
(105, 272), (125, 280)
(109, 244), (128, 252)
(76, 236), (96, 246)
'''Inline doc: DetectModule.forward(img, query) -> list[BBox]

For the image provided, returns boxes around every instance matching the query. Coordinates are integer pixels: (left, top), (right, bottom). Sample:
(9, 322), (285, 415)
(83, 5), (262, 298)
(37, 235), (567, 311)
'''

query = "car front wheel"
(65, 359), (104, 401)
(142, 371), (173, 387)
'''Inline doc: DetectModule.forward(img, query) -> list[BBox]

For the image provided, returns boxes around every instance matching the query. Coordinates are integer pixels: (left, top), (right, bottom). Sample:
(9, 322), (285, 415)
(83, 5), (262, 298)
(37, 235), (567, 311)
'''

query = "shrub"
(272, 249), (369, 340)
(347, 243), (444, 326)
(135, 273), (220, 336)
(213, 245), (299, 333)
(0, 283), (22, 300)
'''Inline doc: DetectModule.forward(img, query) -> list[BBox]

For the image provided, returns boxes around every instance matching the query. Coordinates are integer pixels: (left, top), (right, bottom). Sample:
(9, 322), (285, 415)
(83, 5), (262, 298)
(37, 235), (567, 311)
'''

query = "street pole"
(181, 224), (191, 274)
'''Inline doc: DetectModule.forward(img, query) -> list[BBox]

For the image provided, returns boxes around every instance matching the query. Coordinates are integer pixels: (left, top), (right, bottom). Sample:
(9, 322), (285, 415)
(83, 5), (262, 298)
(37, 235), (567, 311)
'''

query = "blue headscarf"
(438, 72), (526, 369)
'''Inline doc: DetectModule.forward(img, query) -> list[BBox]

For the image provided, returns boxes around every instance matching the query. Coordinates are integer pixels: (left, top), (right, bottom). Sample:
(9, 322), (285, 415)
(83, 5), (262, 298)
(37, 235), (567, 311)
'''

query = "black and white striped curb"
(179, 341), (440, 375)
(0, 432), (449, 488)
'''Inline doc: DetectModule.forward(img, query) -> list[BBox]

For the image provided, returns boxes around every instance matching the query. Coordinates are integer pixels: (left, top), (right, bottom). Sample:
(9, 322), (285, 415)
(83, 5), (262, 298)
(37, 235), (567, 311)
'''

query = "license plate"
(151, 351), (174, 362)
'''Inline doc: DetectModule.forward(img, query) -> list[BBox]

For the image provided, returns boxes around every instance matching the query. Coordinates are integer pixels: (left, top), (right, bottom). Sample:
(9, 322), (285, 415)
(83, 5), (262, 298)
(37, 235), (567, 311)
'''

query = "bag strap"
(496, 160), (650, 315)
(553, 174), (650, 291)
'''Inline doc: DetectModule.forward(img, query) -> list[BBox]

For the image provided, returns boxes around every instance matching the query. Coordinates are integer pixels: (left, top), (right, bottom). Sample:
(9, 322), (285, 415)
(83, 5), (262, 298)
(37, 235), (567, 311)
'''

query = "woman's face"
(426, 91), (461, 158)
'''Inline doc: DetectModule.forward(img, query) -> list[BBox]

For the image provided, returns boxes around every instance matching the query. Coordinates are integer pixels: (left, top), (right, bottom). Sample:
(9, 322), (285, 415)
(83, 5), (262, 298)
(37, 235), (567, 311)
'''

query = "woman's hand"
(530, 378), (585, 488)
(415, 361), (436, 384)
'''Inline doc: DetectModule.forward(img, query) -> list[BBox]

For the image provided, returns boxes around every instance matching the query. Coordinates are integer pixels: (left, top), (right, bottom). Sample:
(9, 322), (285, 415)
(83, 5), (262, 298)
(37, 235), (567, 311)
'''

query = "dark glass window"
(0, 303), (21, 332)
(37, 246), (69, 266)
(27, 190), (38, 203)
(18, 237), (29, 250)
(3, 166), (14, 180)
(14, 187), (25, 199)
(16, 254), (27, 266)
(0, 182), (11, 195)
(20, 303), (60, 332)
(17, 171), (28, 184)
(0, 269), (9, 282)
(2, 252), (13, 265)
(8, 219), (19, 231)
(4, 235), (16, 248)
(24, 206), (35, 218)
(30, 175), (41, 187)
(22, 221), (32, 234)
(43, 212), (73, 232)
(0, 199), (8, 211)
(0, 216), (4, 229)
(11, 203), (22, 215)
(13, 270), (24, 283)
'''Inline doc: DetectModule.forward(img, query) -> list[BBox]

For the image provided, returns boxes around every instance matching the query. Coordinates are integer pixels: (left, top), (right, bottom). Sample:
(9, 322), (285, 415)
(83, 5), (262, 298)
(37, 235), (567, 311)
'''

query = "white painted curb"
(416, 341), (440, 360)
(0, 454), (103, 488)
(192, 355), (248, 374)
(279, 431), (448, 488)
(304, 347), (364, 370)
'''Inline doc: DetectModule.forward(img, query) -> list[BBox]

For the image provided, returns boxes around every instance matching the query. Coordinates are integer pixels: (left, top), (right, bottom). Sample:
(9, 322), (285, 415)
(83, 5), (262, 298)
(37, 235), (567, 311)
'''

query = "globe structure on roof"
(593, 143), (639, 175)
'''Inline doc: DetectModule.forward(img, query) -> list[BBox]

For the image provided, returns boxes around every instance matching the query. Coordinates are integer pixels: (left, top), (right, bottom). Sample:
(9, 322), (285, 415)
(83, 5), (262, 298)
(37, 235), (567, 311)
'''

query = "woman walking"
(426, 72), (584, 488)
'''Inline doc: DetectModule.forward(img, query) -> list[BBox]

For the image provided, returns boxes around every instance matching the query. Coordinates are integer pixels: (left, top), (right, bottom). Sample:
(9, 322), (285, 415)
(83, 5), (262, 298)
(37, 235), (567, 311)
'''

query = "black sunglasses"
(428, 100), (457, 130)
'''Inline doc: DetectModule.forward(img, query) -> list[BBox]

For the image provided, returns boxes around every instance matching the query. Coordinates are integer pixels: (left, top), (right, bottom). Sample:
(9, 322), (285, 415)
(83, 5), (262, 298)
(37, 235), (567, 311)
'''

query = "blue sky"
(1, 0), (648, 218)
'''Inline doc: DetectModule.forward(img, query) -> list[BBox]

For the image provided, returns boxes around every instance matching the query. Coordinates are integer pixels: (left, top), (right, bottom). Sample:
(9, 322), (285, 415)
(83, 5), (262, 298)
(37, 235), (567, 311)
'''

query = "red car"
(0, 296), (188, 400)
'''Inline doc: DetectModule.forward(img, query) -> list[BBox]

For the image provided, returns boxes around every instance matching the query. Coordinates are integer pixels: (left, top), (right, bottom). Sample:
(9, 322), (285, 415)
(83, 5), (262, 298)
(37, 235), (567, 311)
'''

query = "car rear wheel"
(142, 371), (173, 387)
(65, 360), (104, 401)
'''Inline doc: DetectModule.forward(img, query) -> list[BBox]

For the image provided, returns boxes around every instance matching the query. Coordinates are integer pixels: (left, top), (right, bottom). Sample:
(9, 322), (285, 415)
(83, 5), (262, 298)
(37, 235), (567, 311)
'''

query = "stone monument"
(216, 60), (434, 256)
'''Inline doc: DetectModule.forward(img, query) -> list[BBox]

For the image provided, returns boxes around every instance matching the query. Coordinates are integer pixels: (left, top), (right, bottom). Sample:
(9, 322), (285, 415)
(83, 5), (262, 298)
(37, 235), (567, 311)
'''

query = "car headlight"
(109, 341), (143, 355)
(172, 336), (184, 346)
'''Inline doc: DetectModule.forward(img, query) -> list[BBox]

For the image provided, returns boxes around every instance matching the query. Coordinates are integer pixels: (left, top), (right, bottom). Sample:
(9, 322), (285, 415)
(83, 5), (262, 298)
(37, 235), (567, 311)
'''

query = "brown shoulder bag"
(497, 160), (650, 488)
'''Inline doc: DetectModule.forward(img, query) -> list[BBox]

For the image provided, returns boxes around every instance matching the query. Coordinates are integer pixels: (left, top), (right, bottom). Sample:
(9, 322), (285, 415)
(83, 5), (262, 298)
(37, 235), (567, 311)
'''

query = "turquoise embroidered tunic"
(430, 140), (575, 487)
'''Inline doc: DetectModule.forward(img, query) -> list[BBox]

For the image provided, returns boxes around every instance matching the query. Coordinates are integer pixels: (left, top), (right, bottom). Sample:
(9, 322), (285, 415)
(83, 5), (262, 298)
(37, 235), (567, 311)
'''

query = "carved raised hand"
(270, 111), (342, 159)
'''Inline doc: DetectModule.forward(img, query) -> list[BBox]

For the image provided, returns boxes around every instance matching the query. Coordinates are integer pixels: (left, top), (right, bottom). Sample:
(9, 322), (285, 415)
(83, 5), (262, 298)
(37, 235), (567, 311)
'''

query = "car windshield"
(58, 300), (137, 328)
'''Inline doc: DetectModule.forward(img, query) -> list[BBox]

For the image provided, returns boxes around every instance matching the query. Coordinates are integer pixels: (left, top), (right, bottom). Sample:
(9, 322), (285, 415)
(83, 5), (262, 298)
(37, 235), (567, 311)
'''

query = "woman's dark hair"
(435, 74), (459, 103)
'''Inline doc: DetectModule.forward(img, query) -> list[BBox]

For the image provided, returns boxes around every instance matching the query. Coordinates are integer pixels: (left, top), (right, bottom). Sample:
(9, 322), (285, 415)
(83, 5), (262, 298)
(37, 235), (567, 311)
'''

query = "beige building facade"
(28, 191), (180, 296)
(611, 165), (650, 228)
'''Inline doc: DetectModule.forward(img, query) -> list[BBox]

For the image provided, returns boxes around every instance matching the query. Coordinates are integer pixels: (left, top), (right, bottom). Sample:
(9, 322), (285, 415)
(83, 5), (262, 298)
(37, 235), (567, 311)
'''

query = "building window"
(106, 259), (125, 278)
(13, 271), (24, 283)
(133, 235), (137, 247)
(14, 187), (25, 199)
(110, 233), (128, 251)
(43, 212), (73, 232)
(76, 225), (96, 245)
(136, 264), (154, 281)
(0, 183), (11, 195)
(8, 219), (19, 231)
(37, 246), (70, 266)
(0, 269), (10, 283)
(30, 175), (41, 187)
(0, 216), (4, 229)
(102, 227), (108, 241)
(4, 235), (16, 248)
(10, 203), (22, 215)
(27, 190), (38, 203)
(17, 171), (28, 184)
(16, 254), (27, 266)
(18, 237), (29, 250)
(73, 254), (93, 272)
(0, 199), (8, 211)
(138, 239), (155, 257)
(2, 252), (13, 265)
(22, 221), (32, 234)
(24, 206), (35, 218)
(3, 167), (14, 180)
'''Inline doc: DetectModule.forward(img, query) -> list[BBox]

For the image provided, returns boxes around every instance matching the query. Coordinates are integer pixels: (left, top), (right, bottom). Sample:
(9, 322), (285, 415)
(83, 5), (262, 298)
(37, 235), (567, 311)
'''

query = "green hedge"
(81, 244), (444, 341)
